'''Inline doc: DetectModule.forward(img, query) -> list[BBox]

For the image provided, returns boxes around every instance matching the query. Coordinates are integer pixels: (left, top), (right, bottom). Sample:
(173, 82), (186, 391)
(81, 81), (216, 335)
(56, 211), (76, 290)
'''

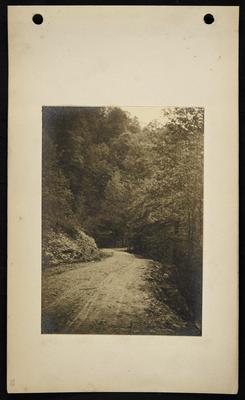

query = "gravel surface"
(42, 249), (199, 335)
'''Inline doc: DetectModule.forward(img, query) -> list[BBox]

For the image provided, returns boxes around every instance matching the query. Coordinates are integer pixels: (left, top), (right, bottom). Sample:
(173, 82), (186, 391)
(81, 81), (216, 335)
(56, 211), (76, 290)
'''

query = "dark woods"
(42, 106), (204, 327)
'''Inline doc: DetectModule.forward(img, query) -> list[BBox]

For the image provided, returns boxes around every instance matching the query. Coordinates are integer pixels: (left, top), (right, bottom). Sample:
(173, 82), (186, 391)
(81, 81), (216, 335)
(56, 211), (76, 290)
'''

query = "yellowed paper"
(8, 5), (238, 393)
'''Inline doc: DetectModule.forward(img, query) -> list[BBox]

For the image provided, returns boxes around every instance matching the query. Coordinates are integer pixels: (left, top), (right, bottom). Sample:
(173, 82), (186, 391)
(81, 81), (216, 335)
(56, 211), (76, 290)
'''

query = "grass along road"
(42, 249), (199, 335)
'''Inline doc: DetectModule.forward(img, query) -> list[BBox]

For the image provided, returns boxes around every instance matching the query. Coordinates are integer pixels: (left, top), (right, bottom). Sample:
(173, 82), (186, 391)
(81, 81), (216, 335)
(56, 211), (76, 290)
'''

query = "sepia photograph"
(41, 106), (204, 336)
(7, 5), (238, 393)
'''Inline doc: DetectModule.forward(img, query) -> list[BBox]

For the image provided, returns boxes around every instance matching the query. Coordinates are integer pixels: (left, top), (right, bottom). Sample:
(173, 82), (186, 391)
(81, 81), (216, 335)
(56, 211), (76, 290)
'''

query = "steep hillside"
(42, 229), (101, 266)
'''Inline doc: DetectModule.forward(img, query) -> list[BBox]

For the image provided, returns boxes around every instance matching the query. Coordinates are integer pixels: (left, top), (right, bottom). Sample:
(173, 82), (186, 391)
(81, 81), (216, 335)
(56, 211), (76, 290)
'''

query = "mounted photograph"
(41, 106), (204, 336)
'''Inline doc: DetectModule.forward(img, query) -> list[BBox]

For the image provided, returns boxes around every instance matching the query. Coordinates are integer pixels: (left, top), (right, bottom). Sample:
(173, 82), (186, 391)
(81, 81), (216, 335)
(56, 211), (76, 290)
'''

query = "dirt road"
(42, 249), (198, 335)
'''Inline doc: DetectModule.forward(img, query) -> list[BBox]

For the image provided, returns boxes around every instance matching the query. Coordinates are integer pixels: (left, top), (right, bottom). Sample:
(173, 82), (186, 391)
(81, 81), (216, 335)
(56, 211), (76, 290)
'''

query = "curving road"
(42, 249), (196, 335)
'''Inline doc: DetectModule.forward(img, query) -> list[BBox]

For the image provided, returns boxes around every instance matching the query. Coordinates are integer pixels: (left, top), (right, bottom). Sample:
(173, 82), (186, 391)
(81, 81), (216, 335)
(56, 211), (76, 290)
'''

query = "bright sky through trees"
(121, 106), (166, 127)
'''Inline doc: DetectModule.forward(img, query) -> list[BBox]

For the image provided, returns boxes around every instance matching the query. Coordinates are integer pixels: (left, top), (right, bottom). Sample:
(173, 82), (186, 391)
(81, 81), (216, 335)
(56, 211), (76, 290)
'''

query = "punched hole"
(32, 14), (43, 25)
(204, 14), (214, 25)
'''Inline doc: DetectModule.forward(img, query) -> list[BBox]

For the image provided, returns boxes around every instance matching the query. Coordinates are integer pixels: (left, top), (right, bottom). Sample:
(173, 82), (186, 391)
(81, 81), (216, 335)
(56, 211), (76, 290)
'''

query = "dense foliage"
(42, 106), (204, 324)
